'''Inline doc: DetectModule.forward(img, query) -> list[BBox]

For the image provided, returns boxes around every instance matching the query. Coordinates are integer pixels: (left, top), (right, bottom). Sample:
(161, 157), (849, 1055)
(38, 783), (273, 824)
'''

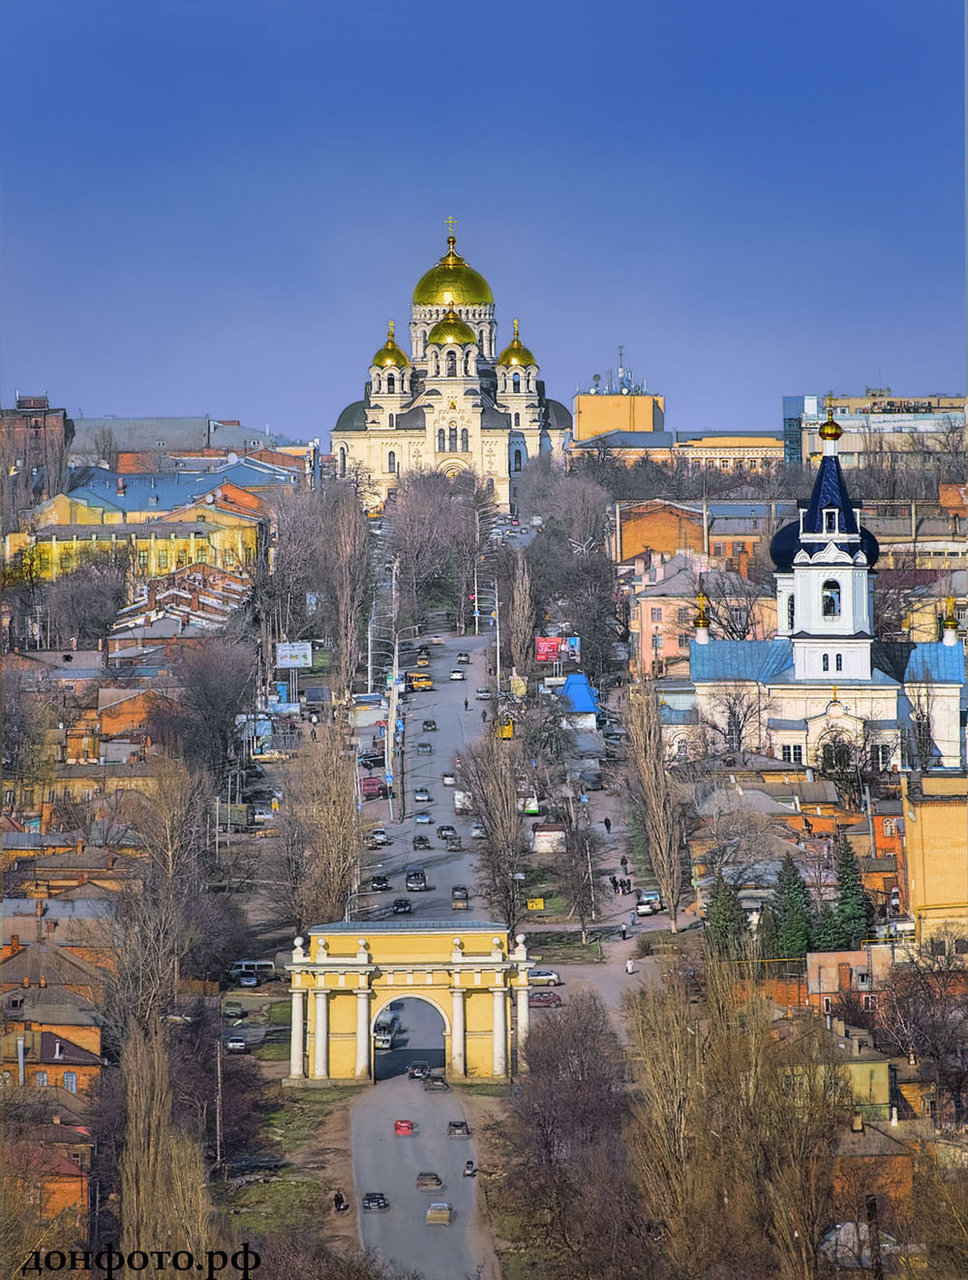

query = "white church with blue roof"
(669, 409), (966, 771)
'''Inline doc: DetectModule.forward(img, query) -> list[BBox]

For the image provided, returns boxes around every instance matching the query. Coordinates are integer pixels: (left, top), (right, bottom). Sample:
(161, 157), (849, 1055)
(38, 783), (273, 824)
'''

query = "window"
(931, 939), (946, 957)
(957, 939), (968, 956)
(651, 633), (663, 652)
(449, 425), (458, 452)
(339, 447), (346, 477)
(35, 1071), (48, 1087)
(712, 543), (724, 557)
(792, 744), (803, 764)
(387, 450), (396, 474)
(822, 580), (841, 617)
(822, 996), (833, 1014)
(883, 819), (896, 837)
(876, 745), (892, 771)
(196, 547), (207, 564)
(138, 550), (149, 570)
(676, 740), (689, 762)
(678, 608), (691, 624)
(835, 653), (843, 672)
(822, 654), (830, 672)
(514, 412), (520, 427)
(461, 428), (468, 452)
(651, 608), (663, 623)
(513, 449), (522, 472)
(437, 428), (446, 452)
(158, 548), (169, 568)
(678, 634), (690, 649)
(445, 352), (457, 377)
(824, 509), (838, 533)
(512, 373), (521, 393)
(386, 374), (395, 394)
(63, 1071), (77, 1094)
(782, 745), (793, 762)
(39, 551), (50, 570)
(3, 789), (13, 808)
(388, 413), (394, 429)
(862, 994), (877, 1012)
(59, 554), (71, 571)
(787, 596), (795, 630)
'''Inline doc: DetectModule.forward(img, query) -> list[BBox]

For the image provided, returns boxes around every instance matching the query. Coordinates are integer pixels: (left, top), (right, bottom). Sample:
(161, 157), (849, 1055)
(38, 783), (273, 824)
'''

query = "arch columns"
(515, 984), (530, 1052)
(450, 988), (466, 1078)
(289, 988), (305, 1079)
(313, 990), (329, 1079)
(491, 987), (507, 1077)
(354, 988), (371, 1078)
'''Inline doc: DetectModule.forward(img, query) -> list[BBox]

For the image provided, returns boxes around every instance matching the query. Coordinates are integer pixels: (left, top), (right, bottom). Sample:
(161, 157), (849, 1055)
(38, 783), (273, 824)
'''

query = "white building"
(331, 227), (571, 511)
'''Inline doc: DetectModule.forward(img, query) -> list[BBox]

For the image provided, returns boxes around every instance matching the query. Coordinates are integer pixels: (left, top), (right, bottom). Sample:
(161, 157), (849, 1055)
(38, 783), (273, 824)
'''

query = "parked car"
(226, 1035), (248, 1054)
(529, 991), (563, 1008)
(414, 810), (432, 824)
(392, 898), (412, 915)
(529, 968), (562, 987)
(369, 828), (389, 846)
(469, 822), (486, 840)
(252, 803), (274, 823)
(422, 719), (437, 731)
(423, 1073), (450, 1092)
(223, 1000), (244, 1020)
(407, 1060), (430, 1079)
(456, 652), (470, 664)
(370, 875), (391, 892)
(414, 787), (432, 803)
(358, 751), (385, 769)
(417, 741), (433, 755)
(442, 771), (456, 786)
(362, 778), (389, 800)
(474, 688), (492, 701)
(636, 892), (662, 917)
(239, 973), (259, 988)
(449, 669), (466, 681)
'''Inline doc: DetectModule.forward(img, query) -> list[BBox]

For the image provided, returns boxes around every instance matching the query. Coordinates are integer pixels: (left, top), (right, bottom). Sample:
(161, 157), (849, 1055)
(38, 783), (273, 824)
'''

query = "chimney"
(54, 1039), (63, 1059)
(52, 1113), (61, 1125)
(116, 476), (125, 496)
(76, 839), (84, 855)
(17, 1036), (26, 1087)
(851, 1035), (864, 1058)
(35, 900), (43, 917)
(908, 1051), (917, 1066)
(22, 976), (30, 988)
(890, 1106), (898, 1127)
(851, 1113), (864, 1133)
(10, 935), (20, 953)
(39, 976), (47, 988)
(40, 801), (52, 834)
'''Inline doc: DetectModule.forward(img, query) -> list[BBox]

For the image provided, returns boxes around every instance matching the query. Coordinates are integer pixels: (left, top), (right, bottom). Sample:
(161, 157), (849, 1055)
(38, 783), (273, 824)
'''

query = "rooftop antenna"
(618, 345), (625, 379)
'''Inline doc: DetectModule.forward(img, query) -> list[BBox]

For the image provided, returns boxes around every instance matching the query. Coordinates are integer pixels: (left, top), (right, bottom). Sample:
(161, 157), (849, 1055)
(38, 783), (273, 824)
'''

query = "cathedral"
(331, 225), (571, 510)
(664, 410), (966, 772)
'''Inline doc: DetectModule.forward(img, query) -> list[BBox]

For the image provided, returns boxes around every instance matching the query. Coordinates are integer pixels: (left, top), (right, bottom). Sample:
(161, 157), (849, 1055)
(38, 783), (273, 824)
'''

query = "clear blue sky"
(1, 0), (963, 443)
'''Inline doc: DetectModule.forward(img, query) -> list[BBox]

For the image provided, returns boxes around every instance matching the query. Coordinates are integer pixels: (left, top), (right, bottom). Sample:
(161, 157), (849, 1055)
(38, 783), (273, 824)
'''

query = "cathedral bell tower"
(770, 408), (879, 683)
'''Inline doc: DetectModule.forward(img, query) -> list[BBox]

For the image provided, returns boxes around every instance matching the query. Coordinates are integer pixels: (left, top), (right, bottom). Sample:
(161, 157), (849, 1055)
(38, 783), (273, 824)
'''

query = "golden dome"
(497, 318), (536, 367)
(427, 304), (476, 347)
(372, 320), (409, 369)
(818, 408), (843, 441)
(413, 231), (494, 307)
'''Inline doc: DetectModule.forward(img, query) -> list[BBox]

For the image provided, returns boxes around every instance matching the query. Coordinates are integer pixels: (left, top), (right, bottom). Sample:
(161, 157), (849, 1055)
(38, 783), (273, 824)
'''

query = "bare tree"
(92, 424), (119, 468)
(694, 568), (774, 640)
(458, 733), (528, 930)
(624, 680), (686, 931)
(154, 637), (257, 781)
(506, 551), (536, 677)
(554, 814), (606, 943)
(319, 481), (371, 699)
(702, 683), (768, 755)
(287, 725), (363, 928)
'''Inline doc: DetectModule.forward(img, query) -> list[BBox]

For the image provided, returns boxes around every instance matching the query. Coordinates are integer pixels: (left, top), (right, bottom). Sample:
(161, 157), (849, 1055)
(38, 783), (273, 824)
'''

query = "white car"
(414, 811), (433, 824)
(369, 828), (389, 846)
(529, 969), (562, 987)
(475, 688), (492, 701)
(469, 822), (487, 840)
(414, 787), (432, 803)
(449, 669), (466, 681)
(441, 772), (456, 787)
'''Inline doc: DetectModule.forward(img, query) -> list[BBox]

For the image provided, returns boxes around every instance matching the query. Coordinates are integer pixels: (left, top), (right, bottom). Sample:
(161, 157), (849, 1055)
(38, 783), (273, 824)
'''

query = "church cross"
(446, 215), (457, 239)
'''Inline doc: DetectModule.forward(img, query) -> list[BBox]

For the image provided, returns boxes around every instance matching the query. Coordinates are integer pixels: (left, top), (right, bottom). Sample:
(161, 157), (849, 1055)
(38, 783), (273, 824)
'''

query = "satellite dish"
(227, 451), (239, 464)
(205, 493), (215, 504)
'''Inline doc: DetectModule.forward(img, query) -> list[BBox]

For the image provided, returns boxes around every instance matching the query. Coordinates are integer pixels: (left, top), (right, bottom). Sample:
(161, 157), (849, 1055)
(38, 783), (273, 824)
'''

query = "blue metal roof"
(561, 673), (598, 713)
(691, 639), (794, 683)
(659, 706), (699, 726)
(898, 642), (967, 684)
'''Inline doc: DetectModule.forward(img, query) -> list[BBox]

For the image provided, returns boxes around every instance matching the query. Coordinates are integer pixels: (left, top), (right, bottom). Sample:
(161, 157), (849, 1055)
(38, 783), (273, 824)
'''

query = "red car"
(529, 991), (563, 1008)
(394, 1119), (414, 1136)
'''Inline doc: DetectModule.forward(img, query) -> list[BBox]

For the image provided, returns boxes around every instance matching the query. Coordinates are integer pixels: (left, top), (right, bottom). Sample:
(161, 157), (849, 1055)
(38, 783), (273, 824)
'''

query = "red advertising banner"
(535, 637), (562, 662)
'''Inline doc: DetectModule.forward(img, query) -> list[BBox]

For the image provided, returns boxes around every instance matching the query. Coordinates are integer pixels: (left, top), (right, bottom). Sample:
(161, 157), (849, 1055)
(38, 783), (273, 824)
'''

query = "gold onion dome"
(819, 407), (843, 441)
(497, 318), (536, 367)
(413, 232), (494, 306)
(427, 303), (476, 346)
(373, 320), (409, 368)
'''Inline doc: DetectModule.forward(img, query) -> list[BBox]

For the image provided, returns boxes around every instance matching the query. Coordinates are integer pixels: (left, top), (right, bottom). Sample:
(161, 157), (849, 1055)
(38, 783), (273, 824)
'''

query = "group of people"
(610, 876), (634, 895)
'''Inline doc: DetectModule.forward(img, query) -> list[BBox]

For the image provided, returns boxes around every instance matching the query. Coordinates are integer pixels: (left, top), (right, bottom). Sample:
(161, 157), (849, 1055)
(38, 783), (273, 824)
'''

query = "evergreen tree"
(812, 902), (849, 952)
(833, 834), (875, 948)
(770, 852), (813, 958)
(756, 902), (778, 958)
(707, 872), (747, 954)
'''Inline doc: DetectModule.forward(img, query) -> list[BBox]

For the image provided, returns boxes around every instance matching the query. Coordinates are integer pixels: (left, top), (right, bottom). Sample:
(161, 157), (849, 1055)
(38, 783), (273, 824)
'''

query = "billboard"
(276, 641), (313, 669)
(534, 635), (581, 663)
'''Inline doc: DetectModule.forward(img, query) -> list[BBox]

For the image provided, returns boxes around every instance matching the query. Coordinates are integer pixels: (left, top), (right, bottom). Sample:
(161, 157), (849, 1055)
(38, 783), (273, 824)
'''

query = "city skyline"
(0, 0), (963, 442)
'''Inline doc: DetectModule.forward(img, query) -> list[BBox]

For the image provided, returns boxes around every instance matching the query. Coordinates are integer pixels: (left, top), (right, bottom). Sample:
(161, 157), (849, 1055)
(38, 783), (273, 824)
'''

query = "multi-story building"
(784, 388), (966, 469)
(331, 227), (571, 511)
(0, 394), (74, 533)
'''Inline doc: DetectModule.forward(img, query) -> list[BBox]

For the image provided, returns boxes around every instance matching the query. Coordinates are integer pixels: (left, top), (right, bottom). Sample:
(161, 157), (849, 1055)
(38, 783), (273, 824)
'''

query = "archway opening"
(373, 996), (446, 1081)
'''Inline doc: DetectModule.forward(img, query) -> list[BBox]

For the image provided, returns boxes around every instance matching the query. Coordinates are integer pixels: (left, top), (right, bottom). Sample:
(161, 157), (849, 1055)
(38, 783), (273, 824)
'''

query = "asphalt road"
(373, 996), (445, 1081)
(359, 629), (498, 922)
(351, 1074), (494, 1280)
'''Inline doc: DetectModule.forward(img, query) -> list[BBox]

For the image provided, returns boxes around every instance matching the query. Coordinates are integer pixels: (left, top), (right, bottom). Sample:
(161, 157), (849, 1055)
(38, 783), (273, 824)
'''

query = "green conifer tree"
(812, 902), (849, 952)
(833, 833), (875, 948)
(771, 852), (814, 958)
(756, 902), (778, 958)
(707, 872), (747, 954)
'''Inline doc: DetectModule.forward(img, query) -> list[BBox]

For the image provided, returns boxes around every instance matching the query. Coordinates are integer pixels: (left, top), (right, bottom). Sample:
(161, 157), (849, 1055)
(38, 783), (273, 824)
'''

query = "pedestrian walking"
(610, 875), (619, 894)
(629, 910), (636, 928)
(333, 1191), (348, 1212)
(619, 854), (628, 871)
(620, 921), (627, 941)
(310, 728), (317, 742)
(625, 958), (634, 975)
(481, 709), (487, 724)
(603, 817), (612, 835)
(464, 697), (469, 711)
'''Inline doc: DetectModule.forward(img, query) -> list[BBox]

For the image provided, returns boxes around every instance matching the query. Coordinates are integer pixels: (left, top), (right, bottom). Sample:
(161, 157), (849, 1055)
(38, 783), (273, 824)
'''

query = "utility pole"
(215, 1035), (224, 1170)
(385, 559), (400, 824)
(474, 507), (480, 637)
(494, 577), (501, 685)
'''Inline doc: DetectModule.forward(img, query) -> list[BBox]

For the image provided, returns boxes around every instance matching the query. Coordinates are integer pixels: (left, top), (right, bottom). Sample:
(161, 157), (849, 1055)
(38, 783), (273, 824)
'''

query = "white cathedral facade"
(664, 412), (966, 772)
(331, 228), (571, 511)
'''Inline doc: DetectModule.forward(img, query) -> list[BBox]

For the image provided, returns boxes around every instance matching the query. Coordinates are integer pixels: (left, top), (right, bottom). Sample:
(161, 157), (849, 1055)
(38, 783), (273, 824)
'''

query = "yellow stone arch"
(285, 922), (533, 1085)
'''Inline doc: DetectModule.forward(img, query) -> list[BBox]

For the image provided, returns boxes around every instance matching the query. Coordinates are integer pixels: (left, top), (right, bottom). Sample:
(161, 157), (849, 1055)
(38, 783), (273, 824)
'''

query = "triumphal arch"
(285, 922), (534, 1084)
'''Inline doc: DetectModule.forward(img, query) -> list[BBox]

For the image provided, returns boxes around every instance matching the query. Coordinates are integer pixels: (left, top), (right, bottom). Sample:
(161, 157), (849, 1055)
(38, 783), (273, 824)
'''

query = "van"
(373, 1013), (401, 1050)
(229, 960), (277, 982)
(406, 672), (434, 692)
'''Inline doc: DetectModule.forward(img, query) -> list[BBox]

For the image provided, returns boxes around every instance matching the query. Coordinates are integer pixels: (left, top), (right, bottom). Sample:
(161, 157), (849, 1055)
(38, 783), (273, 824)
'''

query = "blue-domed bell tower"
(770, 409), (879, 683)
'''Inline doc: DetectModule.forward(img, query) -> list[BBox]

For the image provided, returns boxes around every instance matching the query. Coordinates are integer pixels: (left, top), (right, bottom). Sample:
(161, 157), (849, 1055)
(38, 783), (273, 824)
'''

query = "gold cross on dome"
(446, 214), (457, 239)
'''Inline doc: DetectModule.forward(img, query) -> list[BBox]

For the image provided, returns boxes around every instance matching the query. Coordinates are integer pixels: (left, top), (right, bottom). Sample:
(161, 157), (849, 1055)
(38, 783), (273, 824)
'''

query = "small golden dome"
(819, 407), (843, 441)
(427, 304), (476, 347)
(372, 320), (409, 369)
(413, 231), (494, 307)
(497, 318), (536, 367)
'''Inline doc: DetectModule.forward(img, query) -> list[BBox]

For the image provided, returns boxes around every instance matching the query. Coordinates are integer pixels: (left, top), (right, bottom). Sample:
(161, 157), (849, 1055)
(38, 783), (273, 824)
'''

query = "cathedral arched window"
(449, 425), (458, 452)
(431, 352), (440, 377)
(339, 447), (346, 478)
(460, 428), (469, 452)
(512, 373), (521, 393)
(514, 412), (520, 428)
(835, 653), (843, 672)
(387, 450), (396, 474)
(387, 374), (395, 394)
(513, 449), (522, 473)
(388, 413), (394, 429)
(464, 352), (473, 376)
(437, 429), (445, 452)
(446, 352), (457, 377)
(787, 595), (795, 630)
(478, 328), (486, 349)
(822, 580), (841, 618)
(822, 654), (830, 672)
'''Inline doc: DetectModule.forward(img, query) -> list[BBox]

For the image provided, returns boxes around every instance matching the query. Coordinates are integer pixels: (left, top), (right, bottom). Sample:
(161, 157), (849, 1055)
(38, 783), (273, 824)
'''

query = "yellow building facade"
(286, 923), (533, 1084)
(573, 392), (666, 440)
(901, 773), (968, 938)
